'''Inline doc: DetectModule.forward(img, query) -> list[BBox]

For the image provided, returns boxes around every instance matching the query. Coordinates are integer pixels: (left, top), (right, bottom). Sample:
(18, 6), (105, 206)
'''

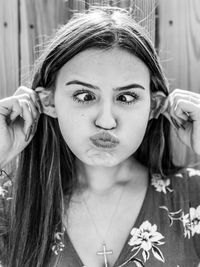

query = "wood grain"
(0, 0), (156, 95)
(130, 0), (156, 43)
(0, 0), (19, 98)
(19, 0), (67, 87)
(158, 0), (200, 167)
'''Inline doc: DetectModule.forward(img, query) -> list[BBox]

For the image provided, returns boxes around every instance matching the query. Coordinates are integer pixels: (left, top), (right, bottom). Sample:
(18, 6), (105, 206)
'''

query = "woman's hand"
(0, 86), (42, 167)
(168, 89), (200, 155)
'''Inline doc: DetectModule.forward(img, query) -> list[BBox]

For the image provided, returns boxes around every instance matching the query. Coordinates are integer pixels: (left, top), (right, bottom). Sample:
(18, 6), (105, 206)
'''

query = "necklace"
(82, 185), (126, 267)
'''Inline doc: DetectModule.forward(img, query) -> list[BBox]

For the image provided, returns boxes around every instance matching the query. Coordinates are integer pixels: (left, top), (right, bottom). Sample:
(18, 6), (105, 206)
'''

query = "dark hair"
(1, 6), (182, 266)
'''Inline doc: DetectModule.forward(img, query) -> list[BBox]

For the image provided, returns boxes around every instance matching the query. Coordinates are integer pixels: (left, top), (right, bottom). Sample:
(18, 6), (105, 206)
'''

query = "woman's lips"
(89, 132), (120, 149)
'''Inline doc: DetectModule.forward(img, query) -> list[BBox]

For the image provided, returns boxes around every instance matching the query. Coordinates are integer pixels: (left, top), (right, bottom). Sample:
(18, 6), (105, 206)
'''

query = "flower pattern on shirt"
(0, 186), (8, 198)
(52, 230), (65, 255)
(151, 173), (173, 194)
(127, 169), (200, 266)
(126, 220), (165, 265)
(0, 169), (13, 200)
(2, 168), (199, 266)
(186, 168), (200, 177)
(181, 206), (200, 238)
(160, 205), (200, 238)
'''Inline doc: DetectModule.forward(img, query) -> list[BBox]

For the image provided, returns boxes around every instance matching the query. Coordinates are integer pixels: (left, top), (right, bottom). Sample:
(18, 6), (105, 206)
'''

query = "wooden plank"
(19, 0), (34, 86)
(67, 0), (85, 20)
(0, 0), (19, 98)
(118, 0), (131, 8)
(0, 0), (19, 174)
(158, 0), (200, 167)
(20, 0), (67, 86)
(85, 0), (156, 42)
(130, 0), (156, 43)
(0, 0), (156, 96)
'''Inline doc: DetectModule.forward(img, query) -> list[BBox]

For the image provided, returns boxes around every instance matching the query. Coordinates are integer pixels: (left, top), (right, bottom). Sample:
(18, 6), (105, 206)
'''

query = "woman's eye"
(117, 92), (139, 105)
(73, 90), (96, 104)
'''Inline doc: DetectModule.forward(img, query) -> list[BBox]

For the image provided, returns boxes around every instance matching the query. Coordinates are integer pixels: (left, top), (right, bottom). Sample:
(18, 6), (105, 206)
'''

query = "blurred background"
(0, 0), (200, 168)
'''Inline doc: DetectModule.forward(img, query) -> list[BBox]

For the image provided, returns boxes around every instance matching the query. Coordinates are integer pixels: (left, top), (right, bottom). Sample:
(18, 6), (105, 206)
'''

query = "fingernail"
(180, 122), (186, 130)
(181, 124), (186, 130)
(35, 102), (42, 114)
(25, 125), (32, 142)
(31, 122), (36, 136)
(36, 95), (43, 113)
(32, 120), (38, 135)
(38, 103), (43, 113)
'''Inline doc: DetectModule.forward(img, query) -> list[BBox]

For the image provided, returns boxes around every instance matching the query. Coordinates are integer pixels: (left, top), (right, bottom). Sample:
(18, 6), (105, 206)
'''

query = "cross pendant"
(96, 242), (113, 267)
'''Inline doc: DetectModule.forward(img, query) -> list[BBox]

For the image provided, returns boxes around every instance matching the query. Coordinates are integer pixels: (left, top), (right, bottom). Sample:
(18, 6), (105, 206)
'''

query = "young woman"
(0, 6), (200, 267)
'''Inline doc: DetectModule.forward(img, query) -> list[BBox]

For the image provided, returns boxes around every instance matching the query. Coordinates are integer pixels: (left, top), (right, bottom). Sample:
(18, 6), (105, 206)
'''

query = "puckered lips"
(89, 131), (120, 149)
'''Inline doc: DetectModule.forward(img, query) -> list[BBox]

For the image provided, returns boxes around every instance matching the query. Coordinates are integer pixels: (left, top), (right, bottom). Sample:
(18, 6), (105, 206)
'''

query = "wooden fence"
(0, 0), (200, 167)
(158, 0), (200, 167)
(0, 0), (156, 97)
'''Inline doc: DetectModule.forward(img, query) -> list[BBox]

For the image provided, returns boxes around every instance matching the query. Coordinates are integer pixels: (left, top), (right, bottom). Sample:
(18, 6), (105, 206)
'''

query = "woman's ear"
(35, 87), (58, 118)
(149, 91), (168, 120)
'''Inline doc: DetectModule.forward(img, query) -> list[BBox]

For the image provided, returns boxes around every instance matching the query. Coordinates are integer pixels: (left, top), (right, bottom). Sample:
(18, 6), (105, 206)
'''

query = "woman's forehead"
(56, 47), (150, 85)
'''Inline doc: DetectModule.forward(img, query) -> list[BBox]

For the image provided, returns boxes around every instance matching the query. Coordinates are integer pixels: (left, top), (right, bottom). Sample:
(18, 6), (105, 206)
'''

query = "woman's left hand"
(168, 89), (200, 155)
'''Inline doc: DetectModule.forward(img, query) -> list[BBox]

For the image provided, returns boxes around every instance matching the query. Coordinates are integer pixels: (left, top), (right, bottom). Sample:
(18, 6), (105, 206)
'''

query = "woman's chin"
(84, 148), (120, 167)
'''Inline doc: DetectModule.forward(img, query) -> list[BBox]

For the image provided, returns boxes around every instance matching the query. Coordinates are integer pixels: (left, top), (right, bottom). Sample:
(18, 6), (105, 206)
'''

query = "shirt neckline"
(62, 175), (152, 267)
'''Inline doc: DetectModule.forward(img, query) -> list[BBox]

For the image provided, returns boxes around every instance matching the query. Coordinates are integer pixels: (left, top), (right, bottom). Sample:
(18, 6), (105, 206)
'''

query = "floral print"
(127, 221), (165, 265)
(187, 168), (200, 177)
(0, 186), (8, 198)
(188, 206), (200, 236)
(126, 169), (200, 266)
(0, 169), (13, 200)
(52, 230), (65, 255)
(175, 173), (184, 178)
(160, 205), (200, 239)
(151, 173), (173, 194)
(0, 169), (66, 257)
(1, 167), (200, 265)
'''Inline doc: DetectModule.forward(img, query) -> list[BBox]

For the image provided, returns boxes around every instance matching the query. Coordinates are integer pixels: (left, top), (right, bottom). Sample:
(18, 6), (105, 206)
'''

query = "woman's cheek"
(125, 111), (149, 142)
(57, 113), (87, 147)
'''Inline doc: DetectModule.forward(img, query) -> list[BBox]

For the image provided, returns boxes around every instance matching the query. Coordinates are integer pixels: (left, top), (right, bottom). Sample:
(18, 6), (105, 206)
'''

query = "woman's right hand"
(0, 86), (42, 167)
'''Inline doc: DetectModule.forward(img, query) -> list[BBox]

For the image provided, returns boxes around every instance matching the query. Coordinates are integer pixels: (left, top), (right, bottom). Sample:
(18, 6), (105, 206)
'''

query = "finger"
(173, 104), (190, 124)
(15, 92), (41, 136)
(27, 97), (40, 120)
(19, 99), (34, 136)
(27, 98), (40, 135)
(0, 97), (22, 123)
(167, 95), (183, 126)
(14, 94), (38, 119)
(174, 99), (200, 122)
(171, 95), (192, 122)
(168, 93), (192, 123)
(172, 94), (200, 107)
(14, 87), (42, 113)
(170, 88), (200, 100)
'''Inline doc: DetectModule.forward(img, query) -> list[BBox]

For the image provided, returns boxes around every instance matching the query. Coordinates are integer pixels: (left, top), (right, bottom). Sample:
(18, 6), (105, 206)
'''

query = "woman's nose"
(94, 103), (117, 130)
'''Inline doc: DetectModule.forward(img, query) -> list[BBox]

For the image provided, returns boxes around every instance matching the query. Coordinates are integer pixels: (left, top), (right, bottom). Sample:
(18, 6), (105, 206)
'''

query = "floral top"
(50, 168), (200, 267)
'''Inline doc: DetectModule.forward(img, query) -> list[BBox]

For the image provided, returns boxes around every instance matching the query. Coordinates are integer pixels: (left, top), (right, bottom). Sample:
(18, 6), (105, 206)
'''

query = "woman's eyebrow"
(65, 80), (145, 91)
(65, 80), (99, 90)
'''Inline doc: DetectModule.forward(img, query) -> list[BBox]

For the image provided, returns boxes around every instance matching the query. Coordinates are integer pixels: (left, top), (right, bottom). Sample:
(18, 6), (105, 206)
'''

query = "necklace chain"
(82, 185), (126, 243)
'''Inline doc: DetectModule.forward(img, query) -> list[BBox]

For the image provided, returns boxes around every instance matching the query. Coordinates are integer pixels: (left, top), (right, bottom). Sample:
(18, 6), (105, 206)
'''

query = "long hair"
(1, 6), (182, 266)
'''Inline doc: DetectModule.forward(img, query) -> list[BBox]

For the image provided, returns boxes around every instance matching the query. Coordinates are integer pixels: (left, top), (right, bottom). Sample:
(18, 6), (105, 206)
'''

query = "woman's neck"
(75, 157), (144, 195)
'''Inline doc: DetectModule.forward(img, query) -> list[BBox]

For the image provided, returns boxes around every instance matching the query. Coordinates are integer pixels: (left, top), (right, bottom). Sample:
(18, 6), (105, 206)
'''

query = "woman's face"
(54, 47), (151, 167)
